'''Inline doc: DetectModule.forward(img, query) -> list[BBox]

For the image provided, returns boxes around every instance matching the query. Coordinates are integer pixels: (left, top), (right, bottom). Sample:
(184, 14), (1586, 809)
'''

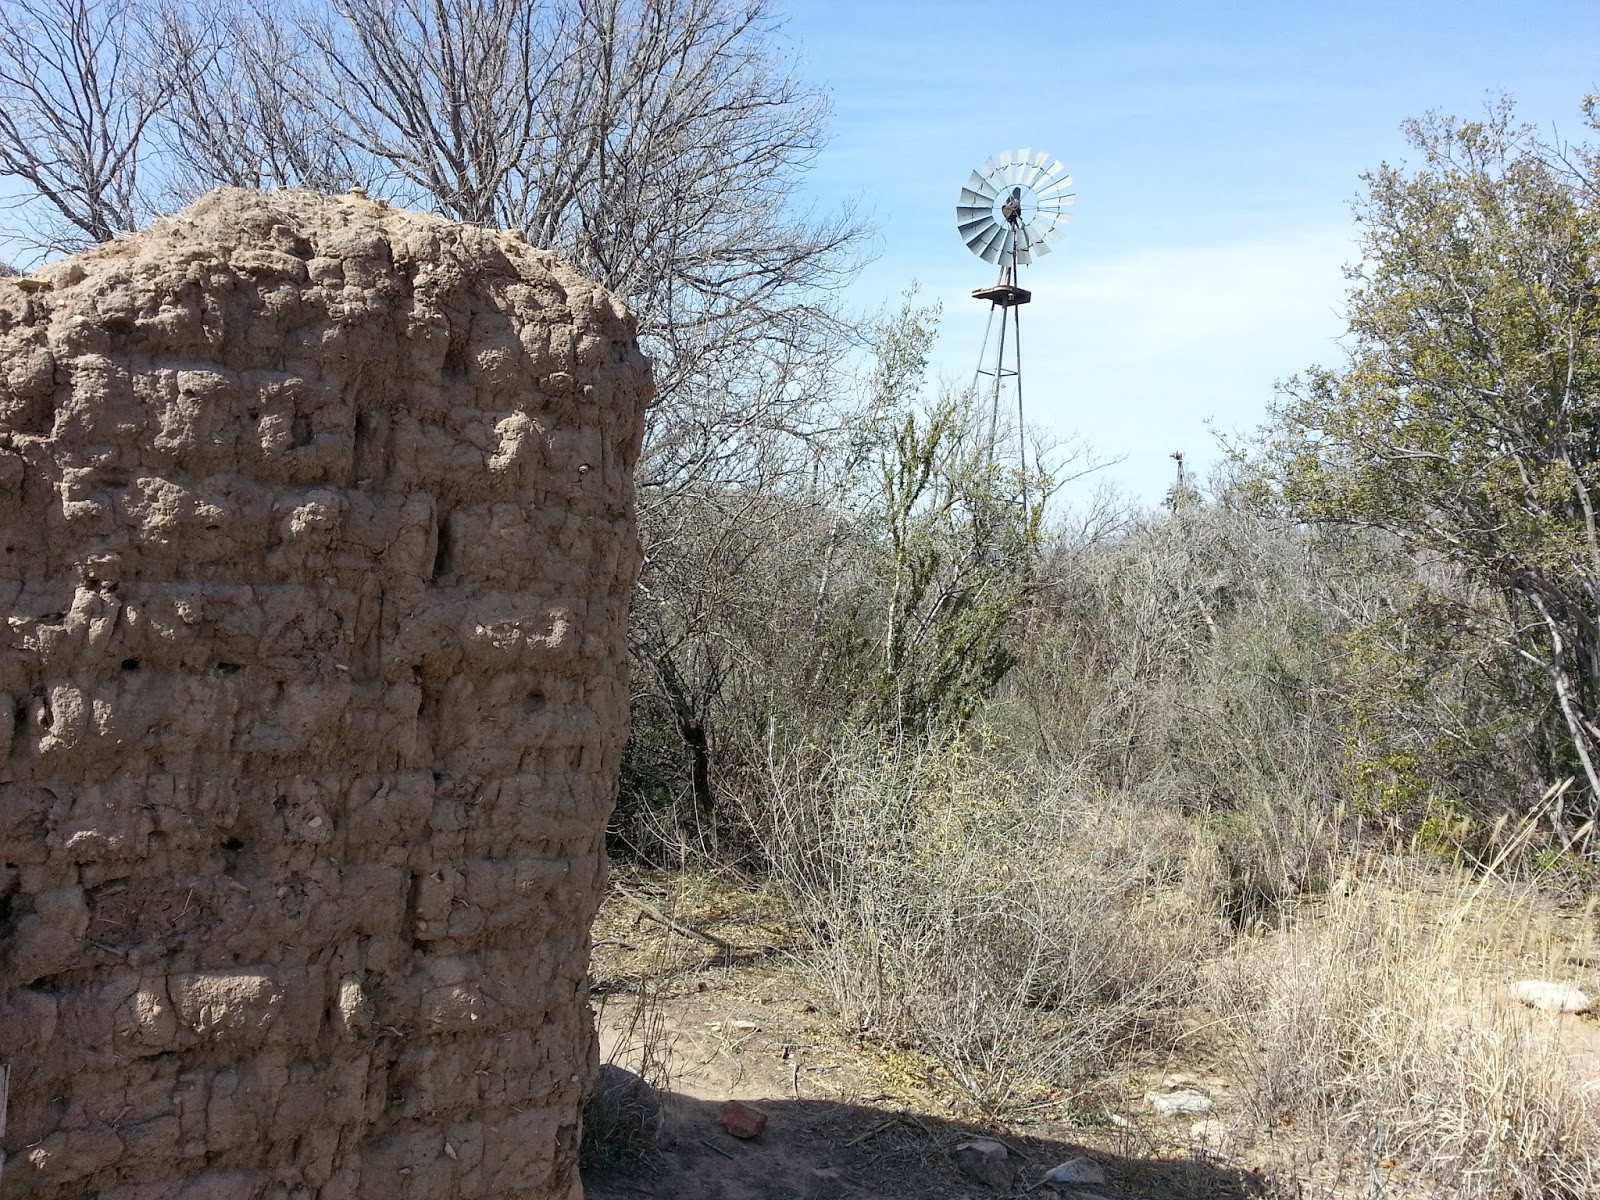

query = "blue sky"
(776, 0), (1600, 504)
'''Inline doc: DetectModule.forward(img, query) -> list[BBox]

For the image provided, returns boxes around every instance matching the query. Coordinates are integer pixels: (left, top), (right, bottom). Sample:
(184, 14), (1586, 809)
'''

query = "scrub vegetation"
(1, 4), (1597, 1195)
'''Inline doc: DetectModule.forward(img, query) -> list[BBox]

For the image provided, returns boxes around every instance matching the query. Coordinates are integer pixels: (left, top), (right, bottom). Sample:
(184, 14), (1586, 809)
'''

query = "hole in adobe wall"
(430, 515), (453, 581)
(441, 332), (469, 379)
(353, 409), (387, 482)
(12, 394), (55, 436)
(524, 691), (546, 713)
(120, 658), (140, 672)
(216, 662), (242, 675)
(291, 413), (314, 448)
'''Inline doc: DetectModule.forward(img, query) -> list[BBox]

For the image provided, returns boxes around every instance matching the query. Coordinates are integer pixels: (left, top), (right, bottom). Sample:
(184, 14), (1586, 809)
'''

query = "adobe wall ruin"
(0, 189), (651, 1199)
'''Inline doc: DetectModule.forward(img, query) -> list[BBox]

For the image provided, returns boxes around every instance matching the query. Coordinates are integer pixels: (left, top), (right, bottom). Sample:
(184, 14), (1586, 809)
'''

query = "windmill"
(956, 149), (1075, 486)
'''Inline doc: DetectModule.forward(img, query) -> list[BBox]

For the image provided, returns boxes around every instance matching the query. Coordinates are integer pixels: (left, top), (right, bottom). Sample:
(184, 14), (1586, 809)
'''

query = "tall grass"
(1210, 868), (1599, 1199)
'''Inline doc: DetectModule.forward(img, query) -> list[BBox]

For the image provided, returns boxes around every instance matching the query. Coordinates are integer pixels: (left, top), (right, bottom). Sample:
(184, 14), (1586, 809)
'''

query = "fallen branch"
(845, 1114), (901, 1147)
(612, 883), (735, 952)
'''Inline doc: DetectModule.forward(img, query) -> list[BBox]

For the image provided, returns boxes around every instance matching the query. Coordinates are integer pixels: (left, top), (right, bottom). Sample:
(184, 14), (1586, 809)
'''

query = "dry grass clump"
(1210, 866), (1599, 1199)
(753, 737), (1215, 1117)
(582, 872), (712, 1175)
(581, 1063), (664, 1176)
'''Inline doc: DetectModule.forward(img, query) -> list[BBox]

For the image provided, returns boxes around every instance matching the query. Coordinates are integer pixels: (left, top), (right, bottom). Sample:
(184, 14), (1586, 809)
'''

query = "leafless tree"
(293, 0), (565, 224)
(280, 0), (865, 472)
(120, 0), (867, 505)
(3, 0), (865, 464)
(0, 0), (171, 254)
(154, 2), (370, 199)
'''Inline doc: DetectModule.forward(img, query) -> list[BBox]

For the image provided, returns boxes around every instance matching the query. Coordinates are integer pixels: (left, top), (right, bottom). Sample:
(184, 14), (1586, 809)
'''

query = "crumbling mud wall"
(0, 189), (651, 1199)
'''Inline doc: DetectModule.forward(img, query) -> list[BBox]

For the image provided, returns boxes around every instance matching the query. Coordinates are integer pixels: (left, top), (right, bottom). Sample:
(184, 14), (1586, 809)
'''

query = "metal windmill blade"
(955, 149), (1075, 265)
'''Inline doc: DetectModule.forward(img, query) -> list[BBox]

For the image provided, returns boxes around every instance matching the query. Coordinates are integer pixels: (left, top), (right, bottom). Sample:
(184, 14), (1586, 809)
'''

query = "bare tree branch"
(0, 0), (170, 254)
(153, 1), (371, 198)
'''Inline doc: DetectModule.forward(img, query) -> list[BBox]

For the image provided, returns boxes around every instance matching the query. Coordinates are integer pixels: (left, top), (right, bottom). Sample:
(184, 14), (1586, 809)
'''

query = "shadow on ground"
(584, 1088), (1269, 1200)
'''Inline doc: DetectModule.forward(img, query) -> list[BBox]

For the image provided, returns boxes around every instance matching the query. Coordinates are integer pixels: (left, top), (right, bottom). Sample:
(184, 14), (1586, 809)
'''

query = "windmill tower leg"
(1009, 300), (1028, 508)
(979, 299), (1004, 451)
(970, 283), (1030, 499)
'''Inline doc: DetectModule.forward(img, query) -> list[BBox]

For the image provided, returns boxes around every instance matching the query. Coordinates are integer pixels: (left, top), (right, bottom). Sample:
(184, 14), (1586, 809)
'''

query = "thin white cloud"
(925, 226), (1358, 502)
(1044, 227), (1356, 360)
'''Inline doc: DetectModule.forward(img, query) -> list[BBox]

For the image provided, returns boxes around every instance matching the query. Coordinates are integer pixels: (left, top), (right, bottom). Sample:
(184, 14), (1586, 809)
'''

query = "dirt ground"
(581, 874), (1292, 1200)
(581, 870), (1600, 1200)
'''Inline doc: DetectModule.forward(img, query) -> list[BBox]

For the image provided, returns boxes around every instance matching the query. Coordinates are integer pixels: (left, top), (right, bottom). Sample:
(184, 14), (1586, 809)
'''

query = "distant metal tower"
(956, 150), (1075, 487)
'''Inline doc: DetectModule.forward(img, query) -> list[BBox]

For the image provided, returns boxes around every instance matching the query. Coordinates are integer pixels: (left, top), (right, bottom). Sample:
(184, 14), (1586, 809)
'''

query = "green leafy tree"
(812, 295), (1088, 743)
(1261, 100), (1600, 845)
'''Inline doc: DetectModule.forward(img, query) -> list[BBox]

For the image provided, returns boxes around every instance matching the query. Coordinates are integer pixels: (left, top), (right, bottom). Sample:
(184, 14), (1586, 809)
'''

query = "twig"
(845, 1114), (901, 1147)
(612, 884), (734, 952)
(699, 1137), (735, 1160)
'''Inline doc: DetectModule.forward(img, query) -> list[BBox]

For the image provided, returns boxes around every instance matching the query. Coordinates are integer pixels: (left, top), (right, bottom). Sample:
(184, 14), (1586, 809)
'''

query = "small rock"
(720, 1099), (768, 1139)
(952, 1138), (1014, 1191)
(1039, 1156), (1107, 1186)
(1512, 979), (1592, 1014)
(1146, 1088), (1213, 1116)
(730, 1019), (761, 1031)
(1188, 1118), (1231, 1146)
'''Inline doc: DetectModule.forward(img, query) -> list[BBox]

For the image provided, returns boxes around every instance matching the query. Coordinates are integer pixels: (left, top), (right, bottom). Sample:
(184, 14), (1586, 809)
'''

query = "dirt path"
(583, 875), (1272, 1200)
(585, 1091), (1266, 1200)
